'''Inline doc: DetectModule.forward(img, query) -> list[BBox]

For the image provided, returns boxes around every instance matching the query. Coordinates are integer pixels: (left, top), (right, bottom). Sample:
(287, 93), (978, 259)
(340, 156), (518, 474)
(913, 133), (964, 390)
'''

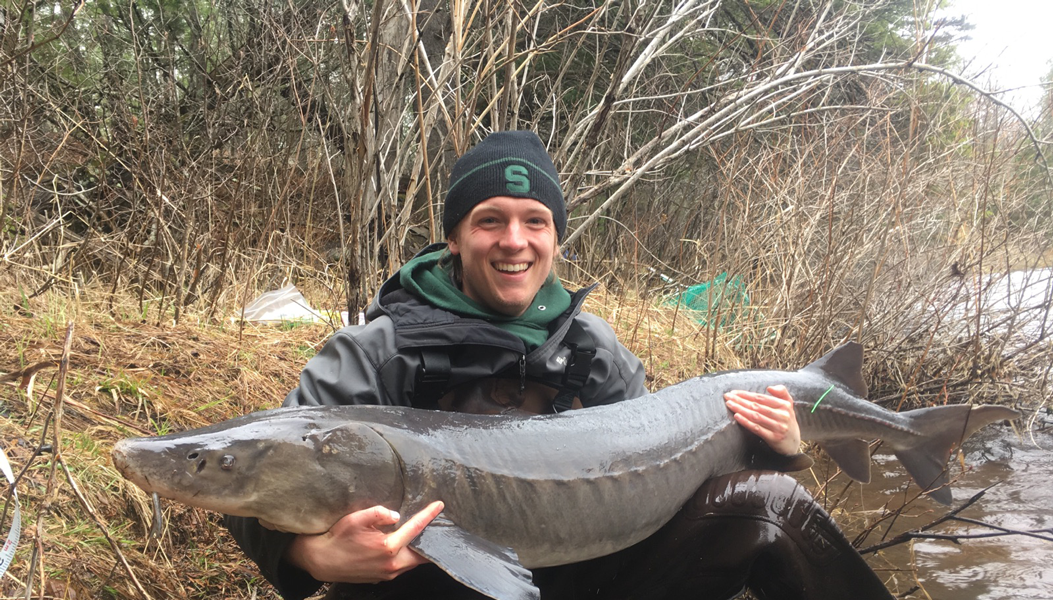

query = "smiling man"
(224, 131), (893, 600)
(448, 196), (557, 316)
(441, 131), (566, 319)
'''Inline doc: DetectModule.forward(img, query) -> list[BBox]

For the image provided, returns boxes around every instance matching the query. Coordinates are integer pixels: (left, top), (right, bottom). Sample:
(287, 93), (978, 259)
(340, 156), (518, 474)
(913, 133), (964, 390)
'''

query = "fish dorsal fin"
(800, 342), (868, 398)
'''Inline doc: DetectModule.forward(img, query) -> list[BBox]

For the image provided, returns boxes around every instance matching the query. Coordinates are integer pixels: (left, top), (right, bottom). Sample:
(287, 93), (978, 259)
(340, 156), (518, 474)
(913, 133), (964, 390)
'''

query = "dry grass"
(0, 280), (775, 599)
(0, 284), (333, 599)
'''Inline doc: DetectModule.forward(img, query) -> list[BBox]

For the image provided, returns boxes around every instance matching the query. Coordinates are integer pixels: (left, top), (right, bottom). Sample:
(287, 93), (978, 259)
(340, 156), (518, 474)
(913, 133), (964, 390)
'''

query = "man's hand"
(283, 500), (444, 584)
(724, 385), (801, 456)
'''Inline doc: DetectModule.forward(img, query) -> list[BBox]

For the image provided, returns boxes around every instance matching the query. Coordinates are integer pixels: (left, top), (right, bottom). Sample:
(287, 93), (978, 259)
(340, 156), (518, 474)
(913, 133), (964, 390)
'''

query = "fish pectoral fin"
(750, 438), (815, 472)
(770, 451), (815, 472)
(819, 439), (873, 483)
(410, 513), (538, 600)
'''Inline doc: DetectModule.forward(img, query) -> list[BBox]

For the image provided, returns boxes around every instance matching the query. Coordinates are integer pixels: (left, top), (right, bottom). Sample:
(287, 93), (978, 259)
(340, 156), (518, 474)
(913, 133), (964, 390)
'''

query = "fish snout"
(111, 438), (160, 491)
(111, 439), (131, 477)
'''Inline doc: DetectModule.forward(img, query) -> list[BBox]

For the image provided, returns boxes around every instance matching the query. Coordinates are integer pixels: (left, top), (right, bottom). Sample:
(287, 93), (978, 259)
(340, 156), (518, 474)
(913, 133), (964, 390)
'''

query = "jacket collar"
(366, 243), (596, 355)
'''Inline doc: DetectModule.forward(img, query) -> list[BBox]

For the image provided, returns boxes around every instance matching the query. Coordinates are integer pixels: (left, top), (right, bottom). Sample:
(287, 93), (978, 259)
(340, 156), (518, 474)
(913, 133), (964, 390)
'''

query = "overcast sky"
(939, 0), (1053, 114)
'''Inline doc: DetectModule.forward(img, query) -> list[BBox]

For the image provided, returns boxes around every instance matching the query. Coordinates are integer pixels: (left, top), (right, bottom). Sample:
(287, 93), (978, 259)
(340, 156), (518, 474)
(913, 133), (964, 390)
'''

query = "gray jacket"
(226, 252), (647, 599)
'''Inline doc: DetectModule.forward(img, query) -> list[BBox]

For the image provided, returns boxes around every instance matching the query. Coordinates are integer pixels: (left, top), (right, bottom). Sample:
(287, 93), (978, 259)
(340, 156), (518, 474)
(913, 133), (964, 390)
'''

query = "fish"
(111, 342), (1018, 600)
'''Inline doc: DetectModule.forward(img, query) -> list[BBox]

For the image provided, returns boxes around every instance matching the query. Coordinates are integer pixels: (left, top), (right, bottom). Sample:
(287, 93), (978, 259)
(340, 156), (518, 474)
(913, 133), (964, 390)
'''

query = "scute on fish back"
(111, 342), (1019, 600)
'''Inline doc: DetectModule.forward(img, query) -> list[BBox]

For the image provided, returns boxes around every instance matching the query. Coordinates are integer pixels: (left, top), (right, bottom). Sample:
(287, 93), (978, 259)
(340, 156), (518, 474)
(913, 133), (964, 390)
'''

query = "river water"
(800, 268), (1053, 598)
(809, 414), (1053, 599)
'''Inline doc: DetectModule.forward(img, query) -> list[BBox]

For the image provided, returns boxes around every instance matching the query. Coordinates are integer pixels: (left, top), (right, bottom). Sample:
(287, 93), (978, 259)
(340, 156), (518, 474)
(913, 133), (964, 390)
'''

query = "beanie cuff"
(443, 131), (567, 240)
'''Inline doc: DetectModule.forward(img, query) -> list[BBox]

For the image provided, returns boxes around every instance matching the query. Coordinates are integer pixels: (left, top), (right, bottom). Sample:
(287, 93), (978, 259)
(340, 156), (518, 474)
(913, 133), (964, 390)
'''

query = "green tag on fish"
(811, 385), (835, 413)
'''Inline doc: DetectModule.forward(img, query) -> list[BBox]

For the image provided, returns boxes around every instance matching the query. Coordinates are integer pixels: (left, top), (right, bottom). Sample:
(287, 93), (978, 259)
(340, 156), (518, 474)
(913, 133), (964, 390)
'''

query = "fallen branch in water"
(859, 484), (1053, 554)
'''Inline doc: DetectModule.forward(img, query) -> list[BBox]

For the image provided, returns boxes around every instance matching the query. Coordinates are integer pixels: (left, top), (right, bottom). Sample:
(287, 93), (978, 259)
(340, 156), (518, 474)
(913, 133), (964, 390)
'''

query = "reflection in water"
(805, 425), (1053, 599)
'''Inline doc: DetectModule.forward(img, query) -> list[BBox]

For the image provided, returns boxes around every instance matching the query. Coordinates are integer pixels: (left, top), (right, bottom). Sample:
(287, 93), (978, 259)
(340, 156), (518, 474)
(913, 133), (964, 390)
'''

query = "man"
(226, 131), (893, 600)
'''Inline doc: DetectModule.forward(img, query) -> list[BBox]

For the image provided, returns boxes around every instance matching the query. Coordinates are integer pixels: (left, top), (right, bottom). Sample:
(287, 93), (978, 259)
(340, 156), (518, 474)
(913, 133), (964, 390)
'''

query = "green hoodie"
(400, 249), (571, 351)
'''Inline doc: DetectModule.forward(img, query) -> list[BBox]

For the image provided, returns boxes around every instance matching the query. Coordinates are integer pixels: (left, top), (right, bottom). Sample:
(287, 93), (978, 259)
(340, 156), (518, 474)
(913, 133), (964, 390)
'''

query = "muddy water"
(810, 423), (1053, 599)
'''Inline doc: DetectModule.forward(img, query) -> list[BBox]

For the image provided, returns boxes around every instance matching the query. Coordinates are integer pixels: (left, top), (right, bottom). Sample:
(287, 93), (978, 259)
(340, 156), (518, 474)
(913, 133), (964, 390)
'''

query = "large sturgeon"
(112, 343), (1017, 599)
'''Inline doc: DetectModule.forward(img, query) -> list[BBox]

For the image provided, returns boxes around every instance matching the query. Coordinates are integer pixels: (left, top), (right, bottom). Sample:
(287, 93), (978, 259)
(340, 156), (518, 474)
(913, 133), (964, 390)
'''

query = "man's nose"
(500, 221), (529, 250)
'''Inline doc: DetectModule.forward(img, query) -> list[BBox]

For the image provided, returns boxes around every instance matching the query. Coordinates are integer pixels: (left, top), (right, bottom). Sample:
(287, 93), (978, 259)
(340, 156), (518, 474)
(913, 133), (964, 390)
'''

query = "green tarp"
(664, 273), (749, 327)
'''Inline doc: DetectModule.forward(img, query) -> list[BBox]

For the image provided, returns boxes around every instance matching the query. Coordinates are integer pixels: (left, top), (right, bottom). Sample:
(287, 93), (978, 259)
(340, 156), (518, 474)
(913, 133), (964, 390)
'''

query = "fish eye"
(187, 452), (199, 460)
(220, 455), (236, 470)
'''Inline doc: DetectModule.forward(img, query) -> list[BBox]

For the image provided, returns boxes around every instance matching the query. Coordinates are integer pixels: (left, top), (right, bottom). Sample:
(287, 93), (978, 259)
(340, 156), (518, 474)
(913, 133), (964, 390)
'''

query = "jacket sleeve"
(223, 515), (323, 600)
(284, 317), (406, 407)
(224, 317), (410, 598)
(575, 312), (648, 404)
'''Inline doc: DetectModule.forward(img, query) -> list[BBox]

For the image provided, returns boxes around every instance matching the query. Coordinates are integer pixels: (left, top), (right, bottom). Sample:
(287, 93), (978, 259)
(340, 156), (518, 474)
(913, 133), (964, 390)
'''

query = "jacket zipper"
(519, 354), (527, 393)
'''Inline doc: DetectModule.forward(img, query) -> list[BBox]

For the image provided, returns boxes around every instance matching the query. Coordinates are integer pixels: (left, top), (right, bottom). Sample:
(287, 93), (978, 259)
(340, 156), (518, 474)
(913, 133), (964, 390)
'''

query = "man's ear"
(447, 233), (461, 255)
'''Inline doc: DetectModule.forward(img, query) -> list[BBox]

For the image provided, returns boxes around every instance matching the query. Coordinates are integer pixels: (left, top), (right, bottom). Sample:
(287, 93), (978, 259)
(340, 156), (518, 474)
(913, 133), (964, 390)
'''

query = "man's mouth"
(494, 262), (531, 273)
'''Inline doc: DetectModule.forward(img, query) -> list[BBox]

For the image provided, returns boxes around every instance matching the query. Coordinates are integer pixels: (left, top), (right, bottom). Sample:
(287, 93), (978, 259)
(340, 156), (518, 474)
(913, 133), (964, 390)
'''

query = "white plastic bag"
(242, 284), (324, 324)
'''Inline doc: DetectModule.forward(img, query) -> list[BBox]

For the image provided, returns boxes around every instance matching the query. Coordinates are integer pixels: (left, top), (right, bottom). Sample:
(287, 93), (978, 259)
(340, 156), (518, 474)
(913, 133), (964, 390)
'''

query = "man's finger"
(730, 389), (790, 408)
(726, 394), (789, 422)
(732, 412), (777, 441)
(728, 396), (786, 418)
(727, 397), (790, 435)
(348, 505), (401, 529)
(387, 500), (445, 550)
(742, 410), (788, 436)
(766, 385), (794, 404)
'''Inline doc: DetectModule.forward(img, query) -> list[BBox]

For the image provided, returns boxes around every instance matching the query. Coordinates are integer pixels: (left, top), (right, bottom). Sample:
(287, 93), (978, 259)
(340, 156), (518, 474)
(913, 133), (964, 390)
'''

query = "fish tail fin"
(963, 405), (1020, 439)
(893, 404), (1019, 505)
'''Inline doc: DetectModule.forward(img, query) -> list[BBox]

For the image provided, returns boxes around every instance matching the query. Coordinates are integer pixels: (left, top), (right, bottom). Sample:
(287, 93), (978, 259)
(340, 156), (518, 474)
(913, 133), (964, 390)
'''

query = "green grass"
(96, 374), (153, 402)
(149, 417), (173, 436)
(295, 343), (317, 360)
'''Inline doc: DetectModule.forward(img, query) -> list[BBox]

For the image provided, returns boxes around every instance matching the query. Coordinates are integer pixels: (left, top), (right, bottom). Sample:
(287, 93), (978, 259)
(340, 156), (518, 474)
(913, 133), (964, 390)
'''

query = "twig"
(0, 0), (87, 69)
(946, 516), (1053, 543)
(855, 484), (1052, 554)
(563, 58), (1053, 246)
(859, 485), (990, 554)
(0, 361), (58, 386)
(1, 442), (52, 530)
(25, 323), (74, 599)
(58, 456), (154, 599)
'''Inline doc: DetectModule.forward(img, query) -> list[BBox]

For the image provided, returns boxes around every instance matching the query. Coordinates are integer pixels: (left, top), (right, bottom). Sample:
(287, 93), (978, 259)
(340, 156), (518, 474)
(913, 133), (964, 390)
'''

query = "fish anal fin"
(819, 439), (873, 484)
(410, 513), (538, 600)
(800, 342), (868, 398)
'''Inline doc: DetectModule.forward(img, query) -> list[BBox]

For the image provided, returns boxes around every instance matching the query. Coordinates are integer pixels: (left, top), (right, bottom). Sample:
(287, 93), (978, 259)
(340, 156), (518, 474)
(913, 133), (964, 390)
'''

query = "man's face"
(448, 196), (558, 317)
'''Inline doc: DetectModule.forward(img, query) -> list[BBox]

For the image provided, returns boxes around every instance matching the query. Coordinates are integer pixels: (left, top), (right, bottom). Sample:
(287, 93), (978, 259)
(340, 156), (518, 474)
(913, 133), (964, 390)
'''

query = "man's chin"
(487, 295), (531, 317)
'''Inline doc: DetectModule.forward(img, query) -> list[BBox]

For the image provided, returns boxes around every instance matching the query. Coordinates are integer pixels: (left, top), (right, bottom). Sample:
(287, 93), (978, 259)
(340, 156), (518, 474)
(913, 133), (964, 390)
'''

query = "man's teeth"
(495, 263), (529, 273)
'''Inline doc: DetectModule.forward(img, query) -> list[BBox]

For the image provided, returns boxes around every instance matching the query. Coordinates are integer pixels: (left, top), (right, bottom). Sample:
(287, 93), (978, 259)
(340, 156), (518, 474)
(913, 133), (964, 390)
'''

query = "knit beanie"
(443, 131), (567, 240)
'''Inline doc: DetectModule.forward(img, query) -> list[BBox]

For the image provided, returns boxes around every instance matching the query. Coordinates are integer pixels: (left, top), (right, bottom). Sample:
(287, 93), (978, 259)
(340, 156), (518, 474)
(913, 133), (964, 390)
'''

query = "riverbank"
(0, 282), (1045, 598)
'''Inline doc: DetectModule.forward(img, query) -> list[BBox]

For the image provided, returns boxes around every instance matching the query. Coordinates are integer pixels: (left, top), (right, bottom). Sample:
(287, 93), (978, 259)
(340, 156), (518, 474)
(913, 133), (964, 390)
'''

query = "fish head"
(113, 413), (404, 534)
